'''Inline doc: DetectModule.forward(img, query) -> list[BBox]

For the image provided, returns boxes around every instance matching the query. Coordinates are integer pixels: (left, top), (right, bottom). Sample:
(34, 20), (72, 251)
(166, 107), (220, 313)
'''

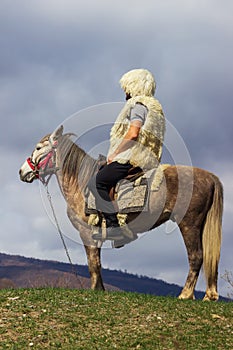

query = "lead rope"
(45, 184), (84, 289)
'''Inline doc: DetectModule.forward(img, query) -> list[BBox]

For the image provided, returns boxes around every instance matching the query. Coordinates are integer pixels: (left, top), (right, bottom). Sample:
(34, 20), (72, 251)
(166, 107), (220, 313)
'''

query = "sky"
(0, 0), (233, 297)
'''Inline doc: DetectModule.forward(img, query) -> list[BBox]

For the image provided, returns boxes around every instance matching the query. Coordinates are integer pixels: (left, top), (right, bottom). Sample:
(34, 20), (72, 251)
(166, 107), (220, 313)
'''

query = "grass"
(0, 289), (232, 349)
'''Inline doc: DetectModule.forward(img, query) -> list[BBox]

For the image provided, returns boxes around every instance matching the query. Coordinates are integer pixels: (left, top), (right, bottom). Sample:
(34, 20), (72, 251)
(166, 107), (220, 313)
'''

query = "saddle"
(85, 156), (161, 217)
(85, 155), (166, 247)
(86, 155), (147, 216)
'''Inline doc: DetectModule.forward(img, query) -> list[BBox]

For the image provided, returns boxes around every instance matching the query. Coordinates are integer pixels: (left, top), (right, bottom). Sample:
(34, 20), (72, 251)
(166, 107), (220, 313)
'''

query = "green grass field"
(0, 288), (232, 349)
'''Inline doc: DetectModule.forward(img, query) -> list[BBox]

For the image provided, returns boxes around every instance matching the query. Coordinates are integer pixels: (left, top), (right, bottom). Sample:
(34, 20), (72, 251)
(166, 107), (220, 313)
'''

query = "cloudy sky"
(1, 0), (233, 297)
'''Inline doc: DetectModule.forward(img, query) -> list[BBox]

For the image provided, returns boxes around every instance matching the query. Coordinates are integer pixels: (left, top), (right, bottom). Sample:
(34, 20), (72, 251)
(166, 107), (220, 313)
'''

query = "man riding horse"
(87, 68), (166, 241)
(19, 69), (223, 299)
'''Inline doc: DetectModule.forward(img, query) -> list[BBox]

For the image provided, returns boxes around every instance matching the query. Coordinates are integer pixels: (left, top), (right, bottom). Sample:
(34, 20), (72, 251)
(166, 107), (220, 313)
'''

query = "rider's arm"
(108, 121), (142, 163)
(107, 103), (147, 164)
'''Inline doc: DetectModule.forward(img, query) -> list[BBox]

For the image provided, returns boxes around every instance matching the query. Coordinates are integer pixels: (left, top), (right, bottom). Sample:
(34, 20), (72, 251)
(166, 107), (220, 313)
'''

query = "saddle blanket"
(85, 164), (167, 215)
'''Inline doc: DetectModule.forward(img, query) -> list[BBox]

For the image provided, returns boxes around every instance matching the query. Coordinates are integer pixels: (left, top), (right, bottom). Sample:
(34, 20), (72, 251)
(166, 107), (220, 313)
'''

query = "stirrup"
(112, 231), (138, 249)
(92, 226), (124, 241)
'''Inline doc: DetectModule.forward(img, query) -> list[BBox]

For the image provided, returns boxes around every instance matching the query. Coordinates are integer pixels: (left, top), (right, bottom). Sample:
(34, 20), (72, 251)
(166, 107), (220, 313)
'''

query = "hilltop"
(0, 288), (232, 349)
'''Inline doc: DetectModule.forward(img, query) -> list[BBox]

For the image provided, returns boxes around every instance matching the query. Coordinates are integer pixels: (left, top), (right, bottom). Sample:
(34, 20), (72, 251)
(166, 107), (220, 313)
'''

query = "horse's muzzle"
(19, 167), (36, 183)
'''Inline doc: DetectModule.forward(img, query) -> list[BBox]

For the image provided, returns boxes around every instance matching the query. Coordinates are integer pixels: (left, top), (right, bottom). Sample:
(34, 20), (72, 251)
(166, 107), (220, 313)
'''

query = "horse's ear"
(50, 125), (63, 143)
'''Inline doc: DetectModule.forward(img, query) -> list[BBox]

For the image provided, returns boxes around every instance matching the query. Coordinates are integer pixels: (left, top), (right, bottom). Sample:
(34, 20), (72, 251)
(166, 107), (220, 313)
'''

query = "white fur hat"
(119, 68), (156, 97)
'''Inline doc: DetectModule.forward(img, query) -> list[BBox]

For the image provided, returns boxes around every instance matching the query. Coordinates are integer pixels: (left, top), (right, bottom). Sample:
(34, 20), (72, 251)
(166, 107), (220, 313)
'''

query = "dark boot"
(104, 212), (119, 227)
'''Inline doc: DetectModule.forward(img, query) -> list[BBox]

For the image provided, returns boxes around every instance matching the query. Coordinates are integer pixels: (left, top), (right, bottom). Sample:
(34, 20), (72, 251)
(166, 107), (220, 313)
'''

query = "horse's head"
(19, 125), (64, 184)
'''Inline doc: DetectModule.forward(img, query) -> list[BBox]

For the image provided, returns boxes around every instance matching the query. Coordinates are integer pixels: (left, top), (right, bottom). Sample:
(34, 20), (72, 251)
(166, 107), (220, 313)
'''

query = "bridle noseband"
(27, 140), (58, 185)
(26, 157), (38, 177)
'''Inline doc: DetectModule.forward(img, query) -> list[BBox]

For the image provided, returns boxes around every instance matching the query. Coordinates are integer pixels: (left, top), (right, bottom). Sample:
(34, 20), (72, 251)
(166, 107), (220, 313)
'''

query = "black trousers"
(87, 161), (132, 215)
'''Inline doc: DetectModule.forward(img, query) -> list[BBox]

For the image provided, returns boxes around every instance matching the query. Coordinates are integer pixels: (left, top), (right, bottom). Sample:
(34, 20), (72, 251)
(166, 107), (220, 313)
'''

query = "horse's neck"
(55, 138), (96, 212)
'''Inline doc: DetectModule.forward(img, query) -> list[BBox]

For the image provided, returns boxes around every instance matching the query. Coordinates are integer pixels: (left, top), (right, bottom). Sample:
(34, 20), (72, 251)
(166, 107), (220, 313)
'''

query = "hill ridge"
(0, 252), (229, 301)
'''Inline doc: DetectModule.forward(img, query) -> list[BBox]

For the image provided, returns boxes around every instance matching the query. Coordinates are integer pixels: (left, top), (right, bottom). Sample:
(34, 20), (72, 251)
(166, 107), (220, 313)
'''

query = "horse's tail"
(202, 174), (223, 294)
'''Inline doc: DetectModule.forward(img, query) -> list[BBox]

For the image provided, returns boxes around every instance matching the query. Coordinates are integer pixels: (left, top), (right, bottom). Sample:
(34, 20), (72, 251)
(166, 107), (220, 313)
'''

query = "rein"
(44, 184), (84, 289)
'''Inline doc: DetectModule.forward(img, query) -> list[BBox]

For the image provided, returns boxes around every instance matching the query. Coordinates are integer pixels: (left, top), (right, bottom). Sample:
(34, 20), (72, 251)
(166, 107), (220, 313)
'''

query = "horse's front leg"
(79, 226), (105, 291)
(84, 244), (105, 290)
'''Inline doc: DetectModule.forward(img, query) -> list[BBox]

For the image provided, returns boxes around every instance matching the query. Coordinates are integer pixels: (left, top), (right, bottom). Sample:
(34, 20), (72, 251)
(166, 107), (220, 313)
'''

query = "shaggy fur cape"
(107, 95), (165, 170)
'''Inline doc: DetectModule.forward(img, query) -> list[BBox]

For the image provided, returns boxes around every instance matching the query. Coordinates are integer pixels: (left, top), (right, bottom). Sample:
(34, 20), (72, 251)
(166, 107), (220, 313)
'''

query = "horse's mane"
(58, 135), (98, 192)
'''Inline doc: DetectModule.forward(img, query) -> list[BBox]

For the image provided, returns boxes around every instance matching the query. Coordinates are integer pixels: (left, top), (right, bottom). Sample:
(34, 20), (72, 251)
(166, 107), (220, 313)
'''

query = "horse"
(19, 125), (223, 301)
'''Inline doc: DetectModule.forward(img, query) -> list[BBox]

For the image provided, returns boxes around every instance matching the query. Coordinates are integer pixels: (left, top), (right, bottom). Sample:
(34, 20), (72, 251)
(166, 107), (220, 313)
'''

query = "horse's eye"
(36, 146), (41, 151)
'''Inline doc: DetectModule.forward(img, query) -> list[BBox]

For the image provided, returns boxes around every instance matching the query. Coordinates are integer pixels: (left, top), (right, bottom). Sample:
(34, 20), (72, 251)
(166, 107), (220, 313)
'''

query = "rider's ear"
(50, 125), (63, 143)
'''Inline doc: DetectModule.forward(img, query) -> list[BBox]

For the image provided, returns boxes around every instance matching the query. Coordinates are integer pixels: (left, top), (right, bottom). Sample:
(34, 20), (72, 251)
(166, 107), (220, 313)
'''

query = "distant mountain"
(0, 253), (118, 291)
(0, 253), (230, 301)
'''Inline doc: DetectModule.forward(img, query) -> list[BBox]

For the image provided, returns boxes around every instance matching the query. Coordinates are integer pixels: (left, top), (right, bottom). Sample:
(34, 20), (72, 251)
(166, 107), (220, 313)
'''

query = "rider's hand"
(107, 153), (116, 164)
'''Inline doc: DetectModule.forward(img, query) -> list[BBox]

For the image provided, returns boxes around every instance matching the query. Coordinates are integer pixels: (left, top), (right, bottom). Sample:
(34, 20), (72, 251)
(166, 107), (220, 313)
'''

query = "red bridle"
(27, 149), (56, 184)
(26, 157), (38, 177)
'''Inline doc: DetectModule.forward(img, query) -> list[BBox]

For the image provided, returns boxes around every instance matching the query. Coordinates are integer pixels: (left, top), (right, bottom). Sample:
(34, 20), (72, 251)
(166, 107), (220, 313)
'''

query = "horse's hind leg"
(203, 281), (219, 301)
(178, 223), (203, 300)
